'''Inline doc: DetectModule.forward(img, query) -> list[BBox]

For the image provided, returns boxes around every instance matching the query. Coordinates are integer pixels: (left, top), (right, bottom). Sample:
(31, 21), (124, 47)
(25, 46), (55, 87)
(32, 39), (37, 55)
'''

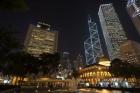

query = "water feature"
(2, 88), (140, 93)
(1, 79), (139, 93)
(79, 88), (140, 93)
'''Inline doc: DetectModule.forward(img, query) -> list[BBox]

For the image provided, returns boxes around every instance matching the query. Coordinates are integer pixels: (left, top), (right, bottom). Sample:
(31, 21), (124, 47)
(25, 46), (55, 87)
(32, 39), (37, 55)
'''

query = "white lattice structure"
(127, 0), (140, 17)
(84, 16), (103, 65)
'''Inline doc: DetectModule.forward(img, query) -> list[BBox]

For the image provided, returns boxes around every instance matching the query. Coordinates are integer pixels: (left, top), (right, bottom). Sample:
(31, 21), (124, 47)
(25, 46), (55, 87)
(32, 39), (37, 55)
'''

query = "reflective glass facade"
(98, 3), (127, 60)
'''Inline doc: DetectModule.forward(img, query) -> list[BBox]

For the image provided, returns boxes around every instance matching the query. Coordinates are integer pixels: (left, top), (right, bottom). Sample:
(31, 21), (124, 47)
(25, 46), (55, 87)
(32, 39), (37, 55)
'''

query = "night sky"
(0, 0), (139, 61)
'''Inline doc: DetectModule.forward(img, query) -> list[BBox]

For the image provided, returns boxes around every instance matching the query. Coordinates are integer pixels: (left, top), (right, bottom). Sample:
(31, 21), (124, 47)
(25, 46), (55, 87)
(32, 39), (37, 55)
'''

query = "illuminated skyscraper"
(126, 0), (140, 35)
(24, 22), (58, 56)
(62, 52), (72, 70)
(84, 16), (103, 65)
(98, 3), (127, 60)
(120, 40), (140, 67)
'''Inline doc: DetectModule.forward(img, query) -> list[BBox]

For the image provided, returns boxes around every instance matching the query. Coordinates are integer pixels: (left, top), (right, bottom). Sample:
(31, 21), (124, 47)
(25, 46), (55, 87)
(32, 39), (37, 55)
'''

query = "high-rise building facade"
(98, 3), (127, 60)
(84, 16), (103, 65)
(24, 22), (58, 56)
(126, 0), (140, 36)
(120, 40), (140, 66)
(61, 52), (72, 70)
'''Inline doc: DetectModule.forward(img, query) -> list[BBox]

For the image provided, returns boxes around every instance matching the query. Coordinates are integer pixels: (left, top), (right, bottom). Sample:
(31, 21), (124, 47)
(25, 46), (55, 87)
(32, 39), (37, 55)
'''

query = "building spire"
(88, 15), (92, 23)
(127, 0), (136, 7)
(127, 0), (140, 17)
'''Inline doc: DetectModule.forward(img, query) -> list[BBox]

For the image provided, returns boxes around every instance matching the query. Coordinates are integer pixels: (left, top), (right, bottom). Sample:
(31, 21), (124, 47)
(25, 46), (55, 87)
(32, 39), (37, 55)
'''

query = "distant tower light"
(37, 24), (41, 28)
(37, 22), (51, 30)
(79, 67), (82, 70)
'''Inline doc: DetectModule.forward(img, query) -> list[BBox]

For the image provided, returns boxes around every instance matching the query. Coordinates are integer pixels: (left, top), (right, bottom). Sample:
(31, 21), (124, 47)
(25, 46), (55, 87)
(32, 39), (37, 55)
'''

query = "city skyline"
(0, 0), (140, 90)
(0, 0), (139, 60)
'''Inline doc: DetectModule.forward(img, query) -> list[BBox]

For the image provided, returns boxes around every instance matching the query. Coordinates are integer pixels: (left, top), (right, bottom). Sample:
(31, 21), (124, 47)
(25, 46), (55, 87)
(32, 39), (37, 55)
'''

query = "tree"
(0, 25), (22, 70)
(109, 58), (140, 78)
(0, 0), (28, 12)
(39, 53), (60, 76)
(72, 69), (79, 79)
(2, 51), (40, 85)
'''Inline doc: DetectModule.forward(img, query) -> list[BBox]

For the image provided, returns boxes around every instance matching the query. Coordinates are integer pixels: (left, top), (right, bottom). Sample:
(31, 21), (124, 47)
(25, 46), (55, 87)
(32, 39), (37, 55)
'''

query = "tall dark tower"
(62, 52), (72, 70)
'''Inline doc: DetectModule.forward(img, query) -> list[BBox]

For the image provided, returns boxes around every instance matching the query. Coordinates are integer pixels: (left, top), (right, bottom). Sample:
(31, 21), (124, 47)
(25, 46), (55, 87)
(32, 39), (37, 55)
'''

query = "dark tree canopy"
(0, 25), (21, 61)
(39, 53), (60, 76)
(109, 58), (140, 78)
(0, 0), (28, 12)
